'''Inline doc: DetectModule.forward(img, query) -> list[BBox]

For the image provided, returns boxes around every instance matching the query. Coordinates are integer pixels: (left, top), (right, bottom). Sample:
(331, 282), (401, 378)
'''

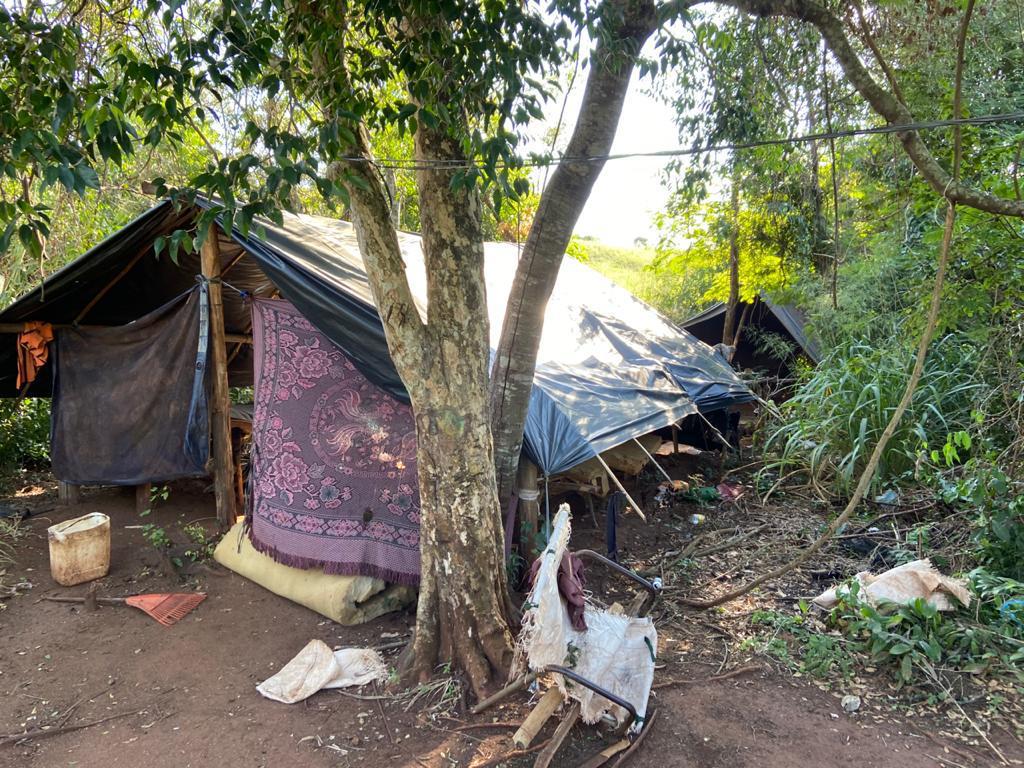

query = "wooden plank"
(135, 483), (151, 516)
(533, 702), (579, 768)
(513, 686), (562, 749)
(58, 482), (80, 505)
(201, 224), (237, 528)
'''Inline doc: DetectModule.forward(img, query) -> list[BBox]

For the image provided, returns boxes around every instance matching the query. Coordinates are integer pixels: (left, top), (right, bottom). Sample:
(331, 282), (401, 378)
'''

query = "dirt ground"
(1, 471), (1020, 768)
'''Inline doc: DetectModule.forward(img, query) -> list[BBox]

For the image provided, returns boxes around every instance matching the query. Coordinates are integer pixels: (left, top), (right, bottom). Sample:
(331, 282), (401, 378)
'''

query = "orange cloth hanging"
(16, 321), (54, 390)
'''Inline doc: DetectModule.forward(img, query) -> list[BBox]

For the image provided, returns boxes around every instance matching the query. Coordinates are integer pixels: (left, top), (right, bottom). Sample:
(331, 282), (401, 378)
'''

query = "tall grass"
(761, 335), (983, 498)
(581, 240), (701, 323)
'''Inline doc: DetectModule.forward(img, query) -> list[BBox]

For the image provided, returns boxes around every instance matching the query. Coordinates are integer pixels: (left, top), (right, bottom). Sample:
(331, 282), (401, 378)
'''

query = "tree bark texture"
(489, 0), (660, 507)
(338, 120), (513, 697)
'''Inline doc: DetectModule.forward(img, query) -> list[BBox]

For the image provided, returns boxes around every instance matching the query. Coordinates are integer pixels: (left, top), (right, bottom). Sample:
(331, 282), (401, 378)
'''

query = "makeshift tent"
(1, 199), (753, 458)
(0, 200), (754, 579)
(681, 296), (821, 375)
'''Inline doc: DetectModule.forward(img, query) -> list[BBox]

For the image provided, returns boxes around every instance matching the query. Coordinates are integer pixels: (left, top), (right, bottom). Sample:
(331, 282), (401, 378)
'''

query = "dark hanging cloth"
(50, 286), (210, 485)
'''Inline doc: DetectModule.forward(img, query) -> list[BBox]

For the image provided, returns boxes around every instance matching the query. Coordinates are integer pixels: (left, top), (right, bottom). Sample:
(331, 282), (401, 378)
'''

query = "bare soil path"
(0, 478), (1018, 768)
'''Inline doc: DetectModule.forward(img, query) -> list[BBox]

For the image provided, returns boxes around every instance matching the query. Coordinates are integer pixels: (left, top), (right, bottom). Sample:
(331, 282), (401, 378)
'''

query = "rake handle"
(44, 596), (128, 605)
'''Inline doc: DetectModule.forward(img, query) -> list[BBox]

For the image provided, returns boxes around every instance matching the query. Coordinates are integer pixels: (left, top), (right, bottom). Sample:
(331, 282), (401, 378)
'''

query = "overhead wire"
(350, 111), (1024, 171)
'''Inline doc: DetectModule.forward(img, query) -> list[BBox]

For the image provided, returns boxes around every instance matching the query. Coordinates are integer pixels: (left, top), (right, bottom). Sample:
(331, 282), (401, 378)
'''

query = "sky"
(533, 65), (683, 249)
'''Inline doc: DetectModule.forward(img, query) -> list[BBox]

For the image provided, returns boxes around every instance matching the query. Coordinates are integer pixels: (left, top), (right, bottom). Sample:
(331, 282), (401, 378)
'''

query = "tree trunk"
(805, 82), (831, 276)
(338, 116), (513, 697)
(722, 170), (741, 345)
(723, 0), (1024, 218)
(402, 122), (515, 696)
(489, 0), (658, 507)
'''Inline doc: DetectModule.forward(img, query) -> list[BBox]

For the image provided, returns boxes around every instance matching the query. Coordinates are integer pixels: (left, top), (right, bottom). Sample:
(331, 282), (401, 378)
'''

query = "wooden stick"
(471, 737), (552, 768)
(202, 225), (237, 528)
(632, 438), (673, 484)
(0, 691), (172, 747)
(651, 664), (761, 690)
(219, 248), (248, 278)
(470, 672), (537, 715)
(593, 453), (646, 522)
(135, 483), (151, 516)
(57, 482), (80, 505)
(73, 247), (147, 325)
(513, 686), (562, 749)
(576, 738), (631, 768)
(533, 702), (579, 768)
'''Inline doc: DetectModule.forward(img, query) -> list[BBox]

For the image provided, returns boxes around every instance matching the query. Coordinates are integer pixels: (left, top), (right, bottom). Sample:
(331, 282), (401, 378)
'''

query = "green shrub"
(828, 571), (1024, 688)
(760, 335), (981, 498)
(0, 398), (51, 469)
(933, 458), (1024, 581)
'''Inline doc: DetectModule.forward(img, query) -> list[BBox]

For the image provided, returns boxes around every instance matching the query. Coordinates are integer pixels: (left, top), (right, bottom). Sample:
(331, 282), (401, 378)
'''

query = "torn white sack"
(516, 503), (657, 731)
(812, 558), (972, 612)
(257, 639), (387, 704)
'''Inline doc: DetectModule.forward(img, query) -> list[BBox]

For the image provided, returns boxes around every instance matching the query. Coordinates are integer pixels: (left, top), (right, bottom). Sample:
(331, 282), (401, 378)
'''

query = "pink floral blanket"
(248, 298), (420, 585)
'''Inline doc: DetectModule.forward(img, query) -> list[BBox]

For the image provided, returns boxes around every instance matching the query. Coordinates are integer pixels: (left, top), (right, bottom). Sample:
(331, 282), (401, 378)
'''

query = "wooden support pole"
(73, 247), (148, 325)
(201, 224), (236, 528)
(516, 456), (541, 559)
(632, 437), (674, 484)
(58, 482), (80, 505)
(135, 483), (151, 516)
(593, 453), (646, 522)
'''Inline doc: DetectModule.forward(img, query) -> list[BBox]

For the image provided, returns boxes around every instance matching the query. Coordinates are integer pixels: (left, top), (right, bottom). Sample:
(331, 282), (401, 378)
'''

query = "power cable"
(350, 111), (1024, 171)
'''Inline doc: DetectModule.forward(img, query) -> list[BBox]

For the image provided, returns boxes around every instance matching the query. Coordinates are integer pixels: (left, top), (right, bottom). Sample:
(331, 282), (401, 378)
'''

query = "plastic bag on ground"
(257, 639), (387, 704)
(812, 558), (971, 612)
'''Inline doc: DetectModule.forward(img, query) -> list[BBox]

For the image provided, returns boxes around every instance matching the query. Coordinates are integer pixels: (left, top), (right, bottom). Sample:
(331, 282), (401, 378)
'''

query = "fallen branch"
(2, 708), (143, 746)
(690, 525), (769, 558)
(651, 664), (761, 691)
(451, 722), (522, 732)
(679, 196), (955, 610)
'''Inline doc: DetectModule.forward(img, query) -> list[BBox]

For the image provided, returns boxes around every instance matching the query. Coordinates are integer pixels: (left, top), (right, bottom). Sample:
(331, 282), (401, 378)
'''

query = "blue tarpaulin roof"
(0, 201), (754, 475)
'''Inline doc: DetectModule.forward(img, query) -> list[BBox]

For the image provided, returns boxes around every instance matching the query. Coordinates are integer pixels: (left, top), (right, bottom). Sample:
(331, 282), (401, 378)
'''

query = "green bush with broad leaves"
(827, 572), (1024, 688)
(930, 439), (1024, 581)
(0, 398), (51, 472)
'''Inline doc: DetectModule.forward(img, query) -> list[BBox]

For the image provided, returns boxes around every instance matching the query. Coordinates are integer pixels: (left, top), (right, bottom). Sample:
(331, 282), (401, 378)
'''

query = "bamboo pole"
(632, 437), (673, 484)
(593, 453), (646, 522)
(201, 225), (236, 528)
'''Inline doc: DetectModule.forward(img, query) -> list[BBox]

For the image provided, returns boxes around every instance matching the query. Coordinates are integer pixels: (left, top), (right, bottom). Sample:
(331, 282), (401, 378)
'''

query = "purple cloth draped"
(248, 298), (420, 585)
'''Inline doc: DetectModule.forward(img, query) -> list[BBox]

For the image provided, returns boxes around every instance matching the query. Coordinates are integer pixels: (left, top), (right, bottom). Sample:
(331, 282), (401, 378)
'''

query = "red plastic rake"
(44, 592), (206, 626)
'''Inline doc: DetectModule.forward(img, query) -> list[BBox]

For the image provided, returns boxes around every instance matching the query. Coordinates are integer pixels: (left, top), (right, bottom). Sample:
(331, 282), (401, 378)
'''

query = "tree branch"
(681, 0), (975, 610)
(714, 0), (1024, 218)
(488, 0), (666, 502)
